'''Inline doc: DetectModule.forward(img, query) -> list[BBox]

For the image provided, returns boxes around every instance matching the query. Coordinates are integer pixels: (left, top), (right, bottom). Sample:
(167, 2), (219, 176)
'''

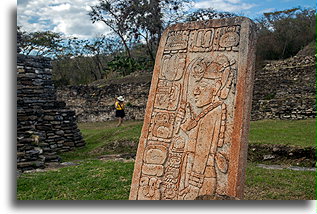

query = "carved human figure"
(130, 19), (256, 201)
(178, 55), (234, 199)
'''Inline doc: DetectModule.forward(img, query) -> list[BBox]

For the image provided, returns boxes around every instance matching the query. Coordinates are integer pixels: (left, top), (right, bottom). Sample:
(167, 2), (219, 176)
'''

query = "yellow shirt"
(115, 101), (124, 110)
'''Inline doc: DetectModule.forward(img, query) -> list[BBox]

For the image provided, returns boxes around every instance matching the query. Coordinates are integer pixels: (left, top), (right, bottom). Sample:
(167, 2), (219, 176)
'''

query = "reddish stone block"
(130, 17), (257, 200)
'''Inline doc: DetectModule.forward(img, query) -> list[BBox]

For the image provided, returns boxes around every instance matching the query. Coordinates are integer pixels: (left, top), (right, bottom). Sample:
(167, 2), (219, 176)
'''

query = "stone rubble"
(252, 55), (316, 120)
(17, 54), (85, 172)
(56, 56), (316, 122)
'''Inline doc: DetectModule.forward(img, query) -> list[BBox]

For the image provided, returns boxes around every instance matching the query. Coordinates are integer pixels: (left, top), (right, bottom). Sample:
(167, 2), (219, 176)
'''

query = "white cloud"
(193, 0), (257, 13)
(17, 0), (111, 39)
(51, 3), (71, 12)
(17, 0), (273, 38)
(256, 8), (276, 15)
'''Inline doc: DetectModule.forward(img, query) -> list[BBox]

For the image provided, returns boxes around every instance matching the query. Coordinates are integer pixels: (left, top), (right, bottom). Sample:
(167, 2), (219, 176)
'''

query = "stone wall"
(57, 81), (150, 122)
(252, 55), (316, 120)
(56, 55), (316, 122)
(17, 54), (85, 171)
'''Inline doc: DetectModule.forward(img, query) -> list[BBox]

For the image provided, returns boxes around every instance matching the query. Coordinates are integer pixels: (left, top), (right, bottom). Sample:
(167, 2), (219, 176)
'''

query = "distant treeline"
(17, 1), (315, 86)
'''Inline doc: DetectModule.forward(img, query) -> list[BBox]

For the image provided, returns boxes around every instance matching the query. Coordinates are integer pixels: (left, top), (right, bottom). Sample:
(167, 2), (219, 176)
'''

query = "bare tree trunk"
(281, 40), (288, 58)
(118, 33), (132, 59)
(141, 32), (155, 62)
(93, 55), (103, 79)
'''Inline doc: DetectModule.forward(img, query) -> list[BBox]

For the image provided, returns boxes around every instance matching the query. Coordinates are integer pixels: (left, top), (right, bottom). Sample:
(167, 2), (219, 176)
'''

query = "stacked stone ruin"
(17, 37), (85, 171)
(57, 54), (316, 122)
(57, 82), (150, 122)
(252, 55), (316, 120)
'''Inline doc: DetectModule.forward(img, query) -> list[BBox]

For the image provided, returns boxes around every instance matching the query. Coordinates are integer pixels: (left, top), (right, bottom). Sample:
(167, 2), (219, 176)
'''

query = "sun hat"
(117, 96), (124, 101)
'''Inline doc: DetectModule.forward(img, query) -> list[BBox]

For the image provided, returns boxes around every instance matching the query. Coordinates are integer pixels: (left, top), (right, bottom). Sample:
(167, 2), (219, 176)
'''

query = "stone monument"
(130, 17), (257, 200)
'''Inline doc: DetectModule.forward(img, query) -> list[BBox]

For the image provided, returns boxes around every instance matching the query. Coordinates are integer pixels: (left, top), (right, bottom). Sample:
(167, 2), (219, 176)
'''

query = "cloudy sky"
(17, 0), (315, 39)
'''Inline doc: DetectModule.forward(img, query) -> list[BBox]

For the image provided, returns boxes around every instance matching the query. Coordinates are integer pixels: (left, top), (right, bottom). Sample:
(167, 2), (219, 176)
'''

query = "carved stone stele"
(129, 17), (257, 200)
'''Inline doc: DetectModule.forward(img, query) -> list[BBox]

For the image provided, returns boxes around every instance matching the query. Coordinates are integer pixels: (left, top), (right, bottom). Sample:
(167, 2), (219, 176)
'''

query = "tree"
(52, 35), (122, 84)
(127, 0), (191, 61)
(106, 55), (141, 76)
(89, 0), (134, 58)
(18, 27), (125, 85)
(84, 35), (118, 80)
(17, 27), (65, 58)
(185, 8), (236, 21)
(89, 0), (191, 63)
(256, 8), (316, 61)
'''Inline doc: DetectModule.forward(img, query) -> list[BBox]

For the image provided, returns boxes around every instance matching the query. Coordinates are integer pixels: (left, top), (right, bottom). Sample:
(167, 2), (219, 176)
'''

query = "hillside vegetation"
(17, 7), (315, 86)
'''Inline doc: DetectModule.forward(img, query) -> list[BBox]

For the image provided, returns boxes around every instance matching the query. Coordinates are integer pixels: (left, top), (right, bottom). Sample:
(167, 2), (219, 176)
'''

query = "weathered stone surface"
(129, 17), (257, 200)
(252, 55), (316, 120)
(56, 82), (150, 122)
(17, 53), (85, 172)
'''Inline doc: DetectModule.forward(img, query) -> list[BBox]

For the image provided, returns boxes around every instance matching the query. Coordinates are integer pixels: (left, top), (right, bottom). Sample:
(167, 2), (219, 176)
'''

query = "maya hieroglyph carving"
(130, 17), (257, 200)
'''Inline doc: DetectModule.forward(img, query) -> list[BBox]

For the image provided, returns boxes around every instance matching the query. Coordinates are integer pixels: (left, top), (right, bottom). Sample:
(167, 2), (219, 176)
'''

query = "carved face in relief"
(193, 79), (221, 108)
(190, 55), (233, 108)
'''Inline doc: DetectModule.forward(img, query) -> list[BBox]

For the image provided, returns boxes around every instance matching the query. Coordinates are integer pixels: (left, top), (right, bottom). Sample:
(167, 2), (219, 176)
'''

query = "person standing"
(115, 96), (125, 127)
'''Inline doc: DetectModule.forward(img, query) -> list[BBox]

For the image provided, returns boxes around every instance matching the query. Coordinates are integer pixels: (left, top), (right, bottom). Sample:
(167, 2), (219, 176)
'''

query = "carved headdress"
(203, 55), (231, 79)
(190, 55), (235, 81)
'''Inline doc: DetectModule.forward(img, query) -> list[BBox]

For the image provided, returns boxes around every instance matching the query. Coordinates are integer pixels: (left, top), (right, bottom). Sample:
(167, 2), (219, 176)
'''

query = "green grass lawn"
(17, 160), (315, 200)
(17, 119), (316, 200)
(244, 163), (315, 200)
(17, 160), (134, 200)
(249, 119), (316, 147)
(60, 120), (143, 162)
(61, 119), (315, 162)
